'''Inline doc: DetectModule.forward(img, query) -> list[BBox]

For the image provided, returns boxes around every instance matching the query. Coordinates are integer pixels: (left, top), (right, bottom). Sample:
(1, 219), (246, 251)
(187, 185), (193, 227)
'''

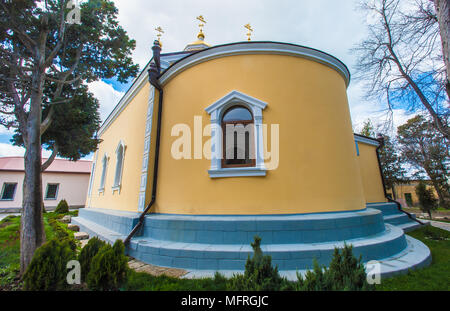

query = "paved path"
(429, 220), (450, 232)
(128, 258), (187, 278)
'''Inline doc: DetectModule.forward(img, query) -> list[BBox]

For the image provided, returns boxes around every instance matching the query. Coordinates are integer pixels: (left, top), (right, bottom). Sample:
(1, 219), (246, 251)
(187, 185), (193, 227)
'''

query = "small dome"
(184, 30), (211, 51)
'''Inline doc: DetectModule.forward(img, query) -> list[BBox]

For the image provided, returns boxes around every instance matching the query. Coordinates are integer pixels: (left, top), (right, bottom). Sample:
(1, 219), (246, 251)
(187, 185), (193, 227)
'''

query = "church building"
(73, 20), (431, 279)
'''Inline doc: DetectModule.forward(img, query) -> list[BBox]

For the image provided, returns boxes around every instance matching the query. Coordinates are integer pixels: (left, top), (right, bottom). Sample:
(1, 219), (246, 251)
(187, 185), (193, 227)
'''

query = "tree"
(397, 115), (450, 209)
(378, 134), (406, 199)
(11, 84), (101, 167)
(353, 0), (449, 141)
(432, 0), (449, 96)
(415, 180), (438, 218)
(360, 119), (376, 137)
(0, 0), (138, 273)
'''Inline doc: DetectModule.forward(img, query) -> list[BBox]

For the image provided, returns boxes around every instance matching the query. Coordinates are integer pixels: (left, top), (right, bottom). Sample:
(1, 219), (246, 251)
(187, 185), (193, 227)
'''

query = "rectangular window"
(45, 183), (59, 200)
(1, 183), (17, 200)
(404, 193), (413, 207)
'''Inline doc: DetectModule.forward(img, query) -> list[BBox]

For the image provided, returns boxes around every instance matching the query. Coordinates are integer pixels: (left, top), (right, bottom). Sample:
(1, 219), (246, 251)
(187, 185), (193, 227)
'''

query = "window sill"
(98, 188), (105, 194)
(208, 167), (266, 178)
(112, 185), (121, 194)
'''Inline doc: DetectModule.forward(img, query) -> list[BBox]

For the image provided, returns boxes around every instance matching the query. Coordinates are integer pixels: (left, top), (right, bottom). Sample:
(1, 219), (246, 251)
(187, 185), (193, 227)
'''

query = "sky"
(0, 0), (419, 158)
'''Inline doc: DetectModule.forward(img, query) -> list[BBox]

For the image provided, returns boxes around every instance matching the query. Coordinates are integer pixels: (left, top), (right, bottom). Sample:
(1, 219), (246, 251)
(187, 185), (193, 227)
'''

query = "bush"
(47, 218), (77, 251)
(86, 240), (129, 290)
(54, 199), (69, 214)
(228, 236), (288, 291)
(78, 237), (107, 282)
(23, 239), (77, 291)
(296, 243), (373, 291)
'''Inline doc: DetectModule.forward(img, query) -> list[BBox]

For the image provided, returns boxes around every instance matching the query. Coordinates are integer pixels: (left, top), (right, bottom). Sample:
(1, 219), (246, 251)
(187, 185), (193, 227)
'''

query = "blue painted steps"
(367, 203), (425, 232)
(72, 206), (431, 277)
(128, 223), (407, 271)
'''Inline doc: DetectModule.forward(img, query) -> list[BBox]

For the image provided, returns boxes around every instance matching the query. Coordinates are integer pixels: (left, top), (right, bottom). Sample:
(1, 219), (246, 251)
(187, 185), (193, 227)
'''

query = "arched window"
(205, 90), (267, 178)
(113, 141), (126, 192)
(221, 106), (255, 168)
(99, 154), (108, 193)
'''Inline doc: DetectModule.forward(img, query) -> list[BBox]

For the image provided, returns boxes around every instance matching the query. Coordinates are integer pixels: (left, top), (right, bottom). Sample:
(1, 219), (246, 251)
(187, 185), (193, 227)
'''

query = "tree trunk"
(434, 0), (450, 98)
(20, 75), (46, 275)
(429, 178), (447, 209)
(428, 210), (432, 220)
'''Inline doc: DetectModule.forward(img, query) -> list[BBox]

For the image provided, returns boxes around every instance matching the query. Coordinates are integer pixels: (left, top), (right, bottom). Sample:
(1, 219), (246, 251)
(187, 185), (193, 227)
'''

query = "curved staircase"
(367, 202), (428, 232)
(72, 206), (431, 280)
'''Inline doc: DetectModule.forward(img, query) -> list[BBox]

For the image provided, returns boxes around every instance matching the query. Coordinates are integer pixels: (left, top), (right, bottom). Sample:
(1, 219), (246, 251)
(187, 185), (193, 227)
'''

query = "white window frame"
(1, 182), (17, 201)
(44, 183), (59, 200)
(98, 153), (108, 194)
(112, 140), (126, 193)
(87, 160), (96, 197)
(205, 90), (267, 178)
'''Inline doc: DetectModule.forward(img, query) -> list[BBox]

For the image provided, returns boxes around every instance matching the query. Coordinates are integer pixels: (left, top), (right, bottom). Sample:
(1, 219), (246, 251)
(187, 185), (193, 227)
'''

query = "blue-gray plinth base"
(72, 207), (431, 279)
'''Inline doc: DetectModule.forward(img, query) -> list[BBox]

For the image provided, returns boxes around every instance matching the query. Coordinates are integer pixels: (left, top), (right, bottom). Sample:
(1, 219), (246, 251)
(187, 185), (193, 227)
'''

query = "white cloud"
(0, 143), (53, 158)
(88, 80), (125, 123)
(0, 143), (25, 157)
(0, 126), (15, 136)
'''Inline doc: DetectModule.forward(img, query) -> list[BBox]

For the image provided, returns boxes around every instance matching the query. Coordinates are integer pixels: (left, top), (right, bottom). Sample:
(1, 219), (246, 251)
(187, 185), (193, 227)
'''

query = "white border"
(354, 134), (380, 147)
(160, 42), (350, 87)
(138, 86), (155, 211)
(112, 140), (126, 193)
(98, 153), (108, 194)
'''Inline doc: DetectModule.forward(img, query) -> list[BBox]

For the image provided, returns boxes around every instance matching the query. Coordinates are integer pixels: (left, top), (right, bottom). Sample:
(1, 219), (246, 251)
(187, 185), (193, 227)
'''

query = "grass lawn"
(123, 271), (228, 291)
(0, 211), (78, 290)
(1, 214), (449, 291)
(376, 226), (450, 291)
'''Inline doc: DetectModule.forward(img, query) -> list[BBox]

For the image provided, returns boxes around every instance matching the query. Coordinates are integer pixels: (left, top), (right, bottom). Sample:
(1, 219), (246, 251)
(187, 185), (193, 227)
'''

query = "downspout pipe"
(375, 134), (425, 226)
(124, 41), (163, 245)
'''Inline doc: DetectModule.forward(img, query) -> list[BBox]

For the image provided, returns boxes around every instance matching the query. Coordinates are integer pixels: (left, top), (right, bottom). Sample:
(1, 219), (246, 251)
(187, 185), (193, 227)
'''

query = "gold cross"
(155, 26), (164, 42)
(196, 15), (207, 39)
(197, 15), (206, 27)
(244, 23), (253, 41)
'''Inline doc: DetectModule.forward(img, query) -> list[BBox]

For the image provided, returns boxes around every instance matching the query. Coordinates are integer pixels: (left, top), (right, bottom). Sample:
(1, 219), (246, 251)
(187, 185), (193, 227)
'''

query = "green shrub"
(228, 236), (288, 291)
(296, 243), (373, 291)
(47, 218), (77, 251)
(86, 240), (129, 291)
(78, 237), (107, 282)
(54, 199), (69, 214)
(23, 239), (76, 291)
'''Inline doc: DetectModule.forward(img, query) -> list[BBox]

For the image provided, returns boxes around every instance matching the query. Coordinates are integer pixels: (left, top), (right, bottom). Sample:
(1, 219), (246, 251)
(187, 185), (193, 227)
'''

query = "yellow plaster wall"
(388, 181), (437, 206)
(86, 84), (150, 212)
(150, 54), (367, 215)
(356, 142), (387, 203)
